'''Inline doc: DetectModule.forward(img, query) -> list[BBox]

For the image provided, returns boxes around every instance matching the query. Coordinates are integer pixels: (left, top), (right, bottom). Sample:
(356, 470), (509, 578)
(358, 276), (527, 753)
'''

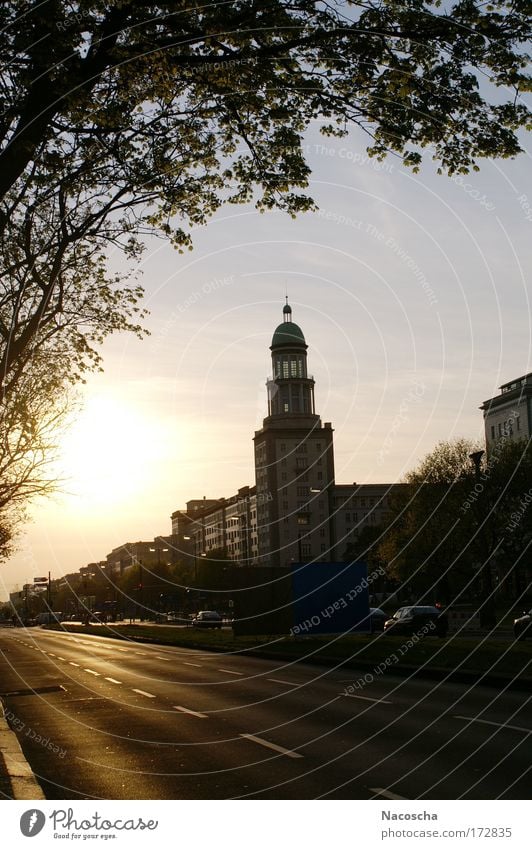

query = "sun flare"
(56, 394), (164, 508)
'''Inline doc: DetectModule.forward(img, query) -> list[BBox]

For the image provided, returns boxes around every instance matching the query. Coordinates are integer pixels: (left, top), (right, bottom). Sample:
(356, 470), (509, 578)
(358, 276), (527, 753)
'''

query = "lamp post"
(468, 449), (496, 629)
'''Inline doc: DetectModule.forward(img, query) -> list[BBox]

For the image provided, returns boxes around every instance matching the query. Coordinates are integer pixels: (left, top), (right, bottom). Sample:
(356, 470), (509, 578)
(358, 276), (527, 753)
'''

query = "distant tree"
(343, 524), (387, 572)
(379, 438), (532, 620)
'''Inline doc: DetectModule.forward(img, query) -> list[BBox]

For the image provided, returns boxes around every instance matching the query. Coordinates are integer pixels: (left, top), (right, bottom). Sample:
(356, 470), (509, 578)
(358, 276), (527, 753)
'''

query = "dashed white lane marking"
(69, 662), (80, 667)
(57, 656), (66, 661)
(155, 656), (170, 661)
(218, 669), (244, 676)
(183, 662), (202, 667)
(132, 689), (156, 698)
(104, 677), (122, 684)
(268, 678), (300, 687)
(84, 668), (100, 676)
(48, 653), (56, 657)
(370, 788), (408, 800)
(342, 693), (392, 705)
(454, 715), (532, 735)
(173, 705), (208, 718)
(240, 733), (303, 759)
(135, 652), (147, 656)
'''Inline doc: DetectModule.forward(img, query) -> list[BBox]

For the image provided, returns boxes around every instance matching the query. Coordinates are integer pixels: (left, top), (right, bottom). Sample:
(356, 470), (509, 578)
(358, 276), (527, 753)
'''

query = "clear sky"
(2, 121), (531, 599)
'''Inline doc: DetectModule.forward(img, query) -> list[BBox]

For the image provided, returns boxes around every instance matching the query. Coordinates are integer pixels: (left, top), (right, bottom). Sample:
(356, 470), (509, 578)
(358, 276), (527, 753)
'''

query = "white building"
(480, 373), (532, 450)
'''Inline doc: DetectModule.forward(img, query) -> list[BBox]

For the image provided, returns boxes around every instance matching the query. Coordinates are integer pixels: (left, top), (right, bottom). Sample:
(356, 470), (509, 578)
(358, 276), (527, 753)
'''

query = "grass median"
(46, 622), (532, 687)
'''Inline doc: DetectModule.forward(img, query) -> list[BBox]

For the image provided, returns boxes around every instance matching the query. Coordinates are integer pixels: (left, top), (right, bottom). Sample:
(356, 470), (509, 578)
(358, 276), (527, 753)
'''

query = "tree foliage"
(1, 0), (530, 390)
(379, 438), (532, 605)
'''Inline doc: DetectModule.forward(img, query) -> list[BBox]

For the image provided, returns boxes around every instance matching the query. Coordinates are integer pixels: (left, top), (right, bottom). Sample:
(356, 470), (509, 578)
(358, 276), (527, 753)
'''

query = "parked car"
(369, 607), (387, 633)
(384, 605), (448, 638)
(166, 612), (192, 625)
(191, 610), (223, 629)
(513, 609), (532, 641)
(35, 611), (63, 625)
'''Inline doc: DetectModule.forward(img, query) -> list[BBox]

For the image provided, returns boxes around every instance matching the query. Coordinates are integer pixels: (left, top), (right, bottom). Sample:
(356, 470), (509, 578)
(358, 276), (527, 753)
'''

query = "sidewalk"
(0, 708), (45, 800)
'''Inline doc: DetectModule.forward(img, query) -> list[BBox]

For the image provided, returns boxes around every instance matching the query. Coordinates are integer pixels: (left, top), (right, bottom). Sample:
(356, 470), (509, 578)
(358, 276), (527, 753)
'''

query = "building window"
(345, 512), (351, 522)
(316, 443), (321, 450)
(319, 528), (326, 537)
(302, 543), (311, 556)
(282, 501), (288, 509)
(296, 443), (307, 453)
(517, 417), (521, 431)
(320, 544), (326, 552)
(297, 514), (310, 525)
(297, 486), (310, 496)
(498, 423), (502, 437)
(317, 471), (323, 480)
(280, 443), (286, 450)
(296, 457), (308, 469)
(281, 472), (287, 481)
(491, 426), (495, 439)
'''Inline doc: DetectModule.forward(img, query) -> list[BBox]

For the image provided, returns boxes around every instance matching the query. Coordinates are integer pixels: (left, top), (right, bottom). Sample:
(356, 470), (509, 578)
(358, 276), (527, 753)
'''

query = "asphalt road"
(0, 627), (530, 800)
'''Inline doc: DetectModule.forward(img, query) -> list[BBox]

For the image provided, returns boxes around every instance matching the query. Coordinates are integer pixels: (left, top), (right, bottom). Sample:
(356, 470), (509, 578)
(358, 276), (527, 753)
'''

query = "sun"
(56, 394), (163, 509)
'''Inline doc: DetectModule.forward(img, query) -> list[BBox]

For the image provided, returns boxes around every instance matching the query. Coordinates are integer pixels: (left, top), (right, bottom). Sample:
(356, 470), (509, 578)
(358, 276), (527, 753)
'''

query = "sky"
(2, 120), (531, 599)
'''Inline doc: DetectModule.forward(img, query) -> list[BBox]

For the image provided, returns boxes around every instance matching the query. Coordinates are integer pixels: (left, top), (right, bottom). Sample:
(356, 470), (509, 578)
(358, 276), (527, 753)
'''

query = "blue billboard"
(290, 561), (370, 635)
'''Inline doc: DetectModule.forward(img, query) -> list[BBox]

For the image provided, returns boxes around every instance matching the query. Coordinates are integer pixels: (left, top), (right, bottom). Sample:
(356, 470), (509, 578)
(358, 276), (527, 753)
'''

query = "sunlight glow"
(56, 394), (170, 509)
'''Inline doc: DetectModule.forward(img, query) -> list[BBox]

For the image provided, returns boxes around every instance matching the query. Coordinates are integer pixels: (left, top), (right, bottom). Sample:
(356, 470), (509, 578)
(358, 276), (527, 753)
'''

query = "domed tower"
(253, 302), (336, 567)
(266, 299), (317, 419)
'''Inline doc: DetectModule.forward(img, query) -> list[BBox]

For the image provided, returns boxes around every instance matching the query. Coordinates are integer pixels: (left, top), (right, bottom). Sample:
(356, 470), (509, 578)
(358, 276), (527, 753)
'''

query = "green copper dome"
(271, 321), (306, 349)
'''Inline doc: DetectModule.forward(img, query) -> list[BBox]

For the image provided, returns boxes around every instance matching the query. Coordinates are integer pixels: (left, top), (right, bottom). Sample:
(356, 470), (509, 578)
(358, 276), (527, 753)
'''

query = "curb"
(0, 708), (45, 800)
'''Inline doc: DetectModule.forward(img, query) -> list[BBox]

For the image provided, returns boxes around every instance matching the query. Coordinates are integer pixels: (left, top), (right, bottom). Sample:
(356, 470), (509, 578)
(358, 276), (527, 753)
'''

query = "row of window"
(274, 355), (305, 379)
(490, 416), (521, 439)
(279, 442), (322, 452)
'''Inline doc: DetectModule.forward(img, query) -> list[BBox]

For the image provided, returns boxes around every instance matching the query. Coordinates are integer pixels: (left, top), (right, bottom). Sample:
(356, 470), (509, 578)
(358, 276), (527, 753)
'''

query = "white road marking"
(342, 693), (392, 705)
(69, 662), (80, 667)
(104, 677), (122, 684)
(48, 653), (56, 657)
(183, 662), (202, 667)
(155, 656), (170, 661)
(135, 652), (147, 656)
(240, 733), (303, 759)
(84, 668), (100, 676)
(132, 689), (156, 698)
(370, 787), (408, 800)
(267, 678), (301, 687)
(56, 656), (66, 661)
(454, 715), (532, 735)
(218, 668), (244, 676)
(173, 705), (208, 718)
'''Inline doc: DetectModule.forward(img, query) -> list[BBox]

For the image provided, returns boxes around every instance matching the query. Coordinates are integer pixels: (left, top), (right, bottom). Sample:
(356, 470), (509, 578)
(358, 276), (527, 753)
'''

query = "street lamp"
(468, 449), (496, 629)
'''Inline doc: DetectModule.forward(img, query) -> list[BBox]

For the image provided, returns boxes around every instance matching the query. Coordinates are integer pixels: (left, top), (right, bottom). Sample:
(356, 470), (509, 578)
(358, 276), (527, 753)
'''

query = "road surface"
(0, 628), (529, 799)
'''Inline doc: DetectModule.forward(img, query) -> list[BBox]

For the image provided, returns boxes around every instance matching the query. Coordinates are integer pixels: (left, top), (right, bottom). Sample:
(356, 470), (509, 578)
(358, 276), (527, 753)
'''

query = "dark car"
(368, 607), (387, 632)
(513, 609), (532, 641)
(384, 605), (448, 638)
(191, 610), (223, 629)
